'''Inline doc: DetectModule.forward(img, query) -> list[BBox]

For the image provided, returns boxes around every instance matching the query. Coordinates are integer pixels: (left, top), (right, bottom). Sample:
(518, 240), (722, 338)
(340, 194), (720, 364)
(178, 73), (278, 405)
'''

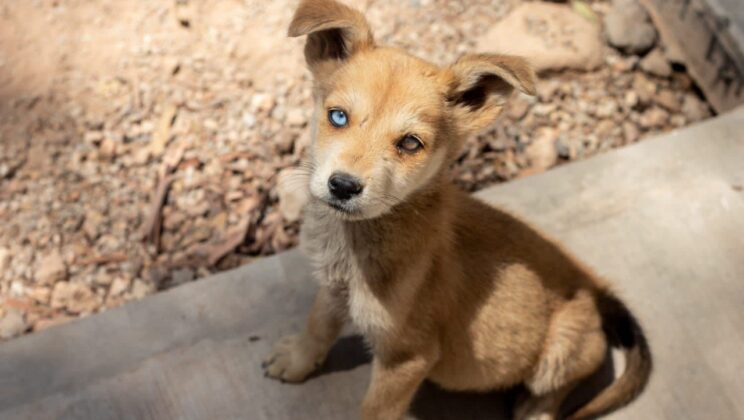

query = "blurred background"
(0, 0), (724, 340)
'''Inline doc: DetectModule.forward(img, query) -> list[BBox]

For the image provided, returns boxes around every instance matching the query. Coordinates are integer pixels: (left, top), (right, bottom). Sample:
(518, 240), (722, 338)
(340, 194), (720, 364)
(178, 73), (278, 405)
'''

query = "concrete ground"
(1, 107), (743, 419)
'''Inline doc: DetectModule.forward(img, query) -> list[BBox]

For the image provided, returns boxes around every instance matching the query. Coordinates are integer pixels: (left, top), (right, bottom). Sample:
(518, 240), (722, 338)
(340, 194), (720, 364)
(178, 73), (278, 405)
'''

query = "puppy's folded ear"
(288, 0), (374, 78)
(447, 54), (536, 133)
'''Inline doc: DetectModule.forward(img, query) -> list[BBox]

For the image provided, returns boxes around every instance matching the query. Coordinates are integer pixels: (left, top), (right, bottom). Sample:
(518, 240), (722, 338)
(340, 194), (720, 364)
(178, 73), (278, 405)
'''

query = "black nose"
(328, 172), (364, 201)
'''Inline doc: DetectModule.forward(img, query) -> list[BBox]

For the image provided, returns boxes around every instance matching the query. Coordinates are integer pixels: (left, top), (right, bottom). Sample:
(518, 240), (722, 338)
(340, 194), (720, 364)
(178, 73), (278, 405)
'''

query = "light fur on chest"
(301, 207), (395, 336)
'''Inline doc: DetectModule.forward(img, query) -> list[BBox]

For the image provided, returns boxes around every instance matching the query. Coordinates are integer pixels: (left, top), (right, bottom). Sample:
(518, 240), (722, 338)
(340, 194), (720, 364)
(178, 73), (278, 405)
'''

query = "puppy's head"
(289, 0), (535, 220)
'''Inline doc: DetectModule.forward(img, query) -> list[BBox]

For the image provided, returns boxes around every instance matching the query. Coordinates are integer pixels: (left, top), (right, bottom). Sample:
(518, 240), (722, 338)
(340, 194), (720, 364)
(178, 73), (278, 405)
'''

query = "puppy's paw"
(513, 396), (555, 420)
(514, 411), (555, 420)
(262, 334), (321, 383)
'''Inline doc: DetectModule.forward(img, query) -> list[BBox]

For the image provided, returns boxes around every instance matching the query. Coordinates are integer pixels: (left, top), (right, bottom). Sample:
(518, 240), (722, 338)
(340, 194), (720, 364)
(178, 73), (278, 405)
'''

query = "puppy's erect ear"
(447, 54), (536, 133)
(288, 0), (374, 78)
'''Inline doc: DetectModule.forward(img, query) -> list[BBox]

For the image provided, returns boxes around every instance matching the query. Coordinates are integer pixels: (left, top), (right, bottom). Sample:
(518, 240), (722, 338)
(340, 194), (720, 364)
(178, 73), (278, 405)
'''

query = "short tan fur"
(263, 1), (652, 419)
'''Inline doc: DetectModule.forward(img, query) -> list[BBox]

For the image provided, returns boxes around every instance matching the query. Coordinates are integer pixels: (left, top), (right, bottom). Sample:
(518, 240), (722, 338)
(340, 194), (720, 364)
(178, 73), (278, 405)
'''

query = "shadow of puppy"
(311, 335), (372, 378)
(312, 335), (616, 420)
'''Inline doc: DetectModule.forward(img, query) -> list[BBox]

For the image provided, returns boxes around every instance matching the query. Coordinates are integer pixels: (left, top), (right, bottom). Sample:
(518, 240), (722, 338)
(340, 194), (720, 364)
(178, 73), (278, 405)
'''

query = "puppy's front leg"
(362, 350), (436, 420)
(263, 285), (345, 382)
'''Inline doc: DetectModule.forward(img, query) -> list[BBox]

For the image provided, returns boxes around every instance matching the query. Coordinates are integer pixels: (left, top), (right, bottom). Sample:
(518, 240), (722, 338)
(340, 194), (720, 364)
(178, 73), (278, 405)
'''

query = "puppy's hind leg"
(514, 290), (607, 420)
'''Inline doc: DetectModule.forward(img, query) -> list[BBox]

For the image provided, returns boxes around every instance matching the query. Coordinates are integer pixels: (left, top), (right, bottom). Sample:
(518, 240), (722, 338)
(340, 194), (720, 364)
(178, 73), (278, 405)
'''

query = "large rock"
(640, 48), (672, 78)
(51, 281), (100, 314)
(476, 2), (604, 73)
(0, 309), (28, 339)
(525, 127), (559, 172)
(681, 94), (711, 122)
(604, 0), (657, 54)
(0, 247), (10, 273)
(34, 251), (68, 285)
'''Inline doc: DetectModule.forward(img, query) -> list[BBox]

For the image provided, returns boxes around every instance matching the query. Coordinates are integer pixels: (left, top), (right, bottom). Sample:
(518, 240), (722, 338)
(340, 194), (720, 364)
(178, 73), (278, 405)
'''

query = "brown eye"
(397, 134), (423, 153)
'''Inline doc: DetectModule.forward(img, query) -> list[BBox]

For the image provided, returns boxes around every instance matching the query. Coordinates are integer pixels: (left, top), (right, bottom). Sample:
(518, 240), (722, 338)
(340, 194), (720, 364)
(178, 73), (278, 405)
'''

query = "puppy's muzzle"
(328, 172), (364, 201)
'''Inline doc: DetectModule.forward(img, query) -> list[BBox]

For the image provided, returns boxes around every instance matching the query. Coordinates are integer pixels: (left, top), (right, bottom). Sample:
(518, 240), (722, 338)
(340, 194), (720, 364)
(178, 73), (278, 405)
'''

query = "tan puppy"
(263, 1), (652, 419)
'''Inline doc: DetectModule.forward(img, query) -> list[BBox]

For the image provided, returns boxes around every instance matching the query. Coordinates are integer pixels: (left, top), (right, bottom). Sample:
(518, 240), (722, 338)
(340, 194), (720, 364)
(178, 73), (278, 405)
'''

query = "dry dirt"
(0, 0), (713, 339)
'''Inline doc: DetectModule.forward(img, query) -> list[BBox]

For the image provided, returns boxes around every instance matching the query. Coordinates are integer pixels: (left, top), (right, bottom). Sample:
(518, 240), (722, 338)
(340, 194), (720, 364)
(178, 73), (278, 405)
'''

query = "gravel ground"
(0, 0), (713, 339)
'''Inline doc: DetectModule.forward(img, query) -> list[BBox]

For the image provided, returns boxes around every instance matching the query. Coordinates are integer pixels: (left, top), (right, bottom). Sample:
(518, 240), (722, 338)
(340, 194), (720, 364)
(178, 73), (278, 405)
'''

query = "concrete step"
(1, 107), (743, 419)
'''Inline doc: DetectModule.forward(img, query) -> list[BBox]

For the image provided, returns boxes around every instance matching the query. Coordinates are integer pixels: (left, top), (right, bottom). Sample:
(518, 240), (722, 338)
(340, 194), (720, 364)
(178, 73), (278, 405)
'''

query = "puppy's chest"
(301, 209), (394, 335)
(300, 210), (358, 284)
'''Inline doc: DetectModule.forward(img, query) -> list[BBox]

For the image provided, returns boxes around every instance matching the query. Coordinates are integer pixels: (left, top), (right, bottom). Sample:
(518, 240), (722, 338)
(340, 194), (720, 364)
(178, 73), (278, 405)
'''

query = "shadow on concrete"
(313, 334), (616, 420)
(312, 335), (372, 378)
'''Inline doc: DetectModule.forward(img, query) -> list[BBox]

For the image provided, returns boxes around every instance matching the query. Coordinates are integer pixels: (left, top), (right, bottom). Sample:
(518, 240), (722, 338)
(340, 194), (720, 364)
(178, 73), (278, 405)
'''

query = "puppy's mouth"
(325, 200), (360, 216)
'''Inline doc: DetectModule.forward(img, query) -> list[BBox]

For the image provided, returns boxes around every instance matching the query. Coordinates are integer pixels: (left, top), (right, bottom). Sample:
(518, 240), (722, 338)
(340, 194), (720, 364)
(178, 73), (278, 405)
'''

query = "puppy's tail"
(568, 291), (652, 420)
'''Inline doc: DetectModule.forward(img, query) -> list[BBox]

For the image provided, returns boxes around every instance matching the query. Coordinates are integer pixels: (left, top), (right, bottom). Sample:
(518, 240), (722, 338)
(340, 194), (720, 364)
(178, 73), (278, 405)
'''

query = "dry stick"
(150, 103), (178, 157)
(206, 217), (252, 266)
(140, 174), (176, 252)
(218, 150), (257, 163)
(3, 297), (38, 312)
(76, 252), (129, 267)
(140, 116), (185, 253)
(162, 142), (186, 172)
(2, 297), (57, 320)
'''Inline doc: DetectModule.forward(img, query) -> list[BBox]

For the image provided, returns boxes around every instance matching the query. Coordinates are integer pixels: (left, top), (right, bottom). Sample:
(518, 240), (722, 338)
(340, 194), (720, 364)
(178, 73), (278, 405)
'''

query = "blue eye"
(328, 109), (348, 127)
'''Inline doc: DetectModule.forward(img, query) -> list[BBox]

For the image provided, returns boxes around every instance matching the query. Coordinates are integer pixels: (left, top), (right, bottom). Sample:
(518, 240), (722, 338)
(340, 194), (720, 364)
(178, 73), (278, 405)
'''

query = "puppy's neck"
(342, 171), (451, 252)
